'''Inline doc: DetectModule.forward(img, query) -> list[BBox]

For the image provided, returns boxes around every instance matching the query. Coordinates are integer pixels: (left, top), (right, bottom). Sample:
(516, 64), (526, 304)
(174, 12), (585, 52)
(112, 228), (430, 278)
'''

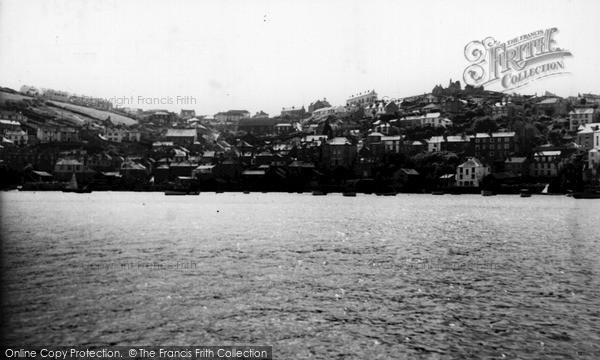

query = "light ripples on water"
(1, 192), (599, 359)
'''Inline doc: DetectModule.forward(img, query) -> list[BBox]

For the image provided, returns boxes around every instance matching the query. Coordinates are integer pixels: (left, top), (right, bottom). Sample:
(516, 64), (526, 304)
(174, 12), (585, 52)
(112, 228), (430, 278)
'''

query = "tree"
(548, 130), (563, 147)
(472, 116), (498, 133)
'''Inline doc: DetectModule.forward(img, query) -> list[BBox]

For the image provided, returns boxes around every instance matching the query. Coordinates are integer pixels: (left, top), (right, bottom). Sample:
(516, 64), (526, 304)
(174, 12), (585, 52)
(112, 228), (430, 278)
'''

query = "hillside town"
(1, 81), (600, 194)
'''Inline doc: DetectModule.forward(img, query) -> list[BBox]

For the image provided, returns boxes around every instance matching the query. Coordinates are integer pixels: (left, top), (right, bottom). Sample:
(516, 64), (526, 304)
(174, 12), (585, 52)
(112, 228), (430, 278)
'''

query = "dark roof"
(505, 157), (528, 163)
(399, 168), (419, 175)
(238, 118), (279, 127)
(216, 110), (250, 116)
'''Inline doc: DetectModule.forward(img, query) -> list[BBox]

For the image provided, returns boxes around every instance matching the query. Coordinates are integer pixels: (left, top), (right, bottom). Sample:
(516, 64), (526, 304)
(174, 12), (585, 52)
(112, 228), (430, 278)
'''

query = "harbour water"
(1, 192), (599, 359)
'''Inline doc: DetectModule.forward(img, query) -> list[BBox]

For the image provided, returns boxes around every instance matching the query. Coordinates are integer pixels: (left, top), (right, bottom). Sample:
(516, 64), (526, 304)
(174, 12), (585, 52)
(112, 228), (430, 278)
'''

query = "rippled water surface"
(1, 191), (599, 359)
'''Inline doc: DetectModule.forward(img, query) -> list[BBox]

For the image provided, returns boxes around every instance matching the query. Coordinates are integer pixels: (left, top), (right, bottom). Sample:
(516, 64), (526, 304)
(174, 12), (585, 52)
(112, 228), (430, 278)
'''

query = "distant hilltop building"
(432, 79), (462, 97)
(308, 98), (331, 114)
(346, 90), (377, 106)
(581, 93), (600, 105)
(43, 89), (70, 102)
(214, 110), (250, 123)
(252, 111), (269, 119)
(180, 109), (196, 119)
(281, 106), (306, 118)
(20, 85), (40, 96)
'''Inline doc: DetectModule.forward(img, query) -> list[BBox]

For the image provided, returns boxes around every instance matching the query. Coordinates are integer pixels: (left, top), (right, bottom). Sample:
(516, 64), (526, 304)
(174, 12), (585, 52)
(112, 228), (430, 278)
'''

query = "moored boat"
(572, 190), (600, 199)
(481, 190), (496, 196)
(432, 190), (444, 195)
(540, 184), (550, 195)
(520, 189), (531, 197)
(62, 173), (92, 193)
(165, 190), (199, 196)
(312, 190), (327, 196)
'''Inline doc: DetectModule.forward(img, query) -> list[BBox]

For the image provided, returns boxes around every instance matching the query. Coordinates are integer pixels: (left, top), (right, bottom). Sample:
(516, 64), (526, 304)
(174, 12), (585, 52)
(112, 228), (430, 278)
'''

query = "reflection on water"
(1, 192), (599, 358)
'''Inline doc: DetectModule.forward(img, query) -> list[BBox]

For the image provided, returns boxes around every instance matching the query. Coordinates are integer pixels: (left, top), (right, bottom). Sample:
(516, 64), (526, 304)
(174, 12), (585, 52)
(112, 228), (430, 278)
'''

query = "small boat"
(165, 190), (187, 195)
(540, 184), (550, 195)
(62, 173), (92, 193)
(76, 187), (92, 194)
(572, 190), (600, 199)
(312, 190), (327, 196)
(432, 190), (444, 195)
(342, 192), (357, 197)
(165, 190), (199, 196)
(481, 190), (495, 196)
(243, 191), (251, 194)
(520, 189), (531, 198)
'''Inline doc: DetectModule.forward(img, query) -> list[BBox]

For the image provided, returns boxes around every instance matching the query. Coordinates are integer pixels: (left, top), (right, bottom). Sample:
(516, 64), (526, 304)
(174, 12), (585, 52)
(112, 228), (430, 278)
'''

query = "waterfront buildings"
(530, 151), (561, 178)
(456, 158), (490, 187)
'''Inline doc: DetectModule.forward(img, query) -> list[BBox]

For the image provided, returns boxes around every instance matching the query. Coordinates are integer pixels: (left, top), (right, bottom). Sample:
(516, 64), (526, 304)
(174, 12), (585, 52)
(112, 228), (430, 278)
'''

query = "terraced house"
(36, 125), (79, 143)
(104, 128), (141, 142)
(530, 151), (561, 178)
(470, 132), (515, 161)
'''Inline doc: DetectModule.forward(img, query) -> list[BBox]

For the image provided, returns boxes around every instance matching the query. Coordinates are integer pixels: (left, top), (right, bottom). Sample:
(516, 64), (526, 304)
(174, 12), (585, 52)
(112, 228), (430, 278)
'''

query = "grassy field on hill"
(0, 92), (34, 104)
(50, 102), (137, 126)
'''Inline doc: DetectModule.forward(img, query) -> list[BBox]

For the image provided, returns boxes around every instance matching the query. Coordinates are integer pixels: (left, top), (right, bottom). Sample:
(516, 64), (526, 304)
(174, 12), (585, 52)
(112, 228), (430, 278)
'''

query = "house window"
(471, 174), (475, 179)
(490, 151), (495, 156)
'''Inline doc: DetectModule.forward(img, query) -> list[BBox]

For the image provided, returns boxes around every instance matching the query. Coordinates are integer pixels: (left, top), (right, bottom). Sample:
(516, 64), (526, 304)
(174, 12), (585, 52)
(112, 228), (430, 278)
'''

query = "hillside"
(49, 101), (137, 126)
(0, 91), (34, 104)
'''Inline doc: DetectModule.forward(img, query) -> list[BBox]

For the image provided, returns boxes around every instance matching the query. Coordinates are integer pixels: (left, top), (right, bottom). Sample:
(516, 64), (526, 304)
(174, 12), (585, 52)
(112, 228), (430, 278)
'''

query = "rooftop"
(166, 129), (197, 137)
(570, 108), (594, 114)
(472, 132), (516, 138)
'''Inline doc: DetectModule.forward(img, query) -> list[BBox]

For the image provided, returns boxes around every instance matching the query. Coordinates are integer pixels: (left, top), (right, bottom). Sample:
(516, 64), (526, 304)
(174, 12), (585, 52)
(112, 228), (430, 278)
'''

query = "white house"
(569, 108), (595, 131)
(3, 130), (28, 145)
(398, 112), (452, 128)
(104, 128), (141, 142)
(456, 158), (490, 187)
(381, 135), (402, 153)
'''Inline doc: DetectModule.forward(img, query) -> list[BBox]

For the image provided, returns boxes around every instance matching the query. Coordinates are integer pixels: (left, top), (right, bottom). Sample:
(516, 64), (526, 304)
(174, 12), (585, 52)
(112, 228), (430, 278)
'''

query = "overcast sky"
(1, 0), (599, 116)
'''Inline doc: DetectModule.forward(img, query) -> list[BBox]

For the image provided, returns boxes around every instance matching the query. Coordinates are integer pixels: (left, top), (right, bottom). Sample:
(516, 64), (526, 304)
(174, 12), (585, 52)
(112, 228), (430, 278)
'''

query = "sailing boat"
(62, 173), (91, 193)
(540, 184), (549, 195)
